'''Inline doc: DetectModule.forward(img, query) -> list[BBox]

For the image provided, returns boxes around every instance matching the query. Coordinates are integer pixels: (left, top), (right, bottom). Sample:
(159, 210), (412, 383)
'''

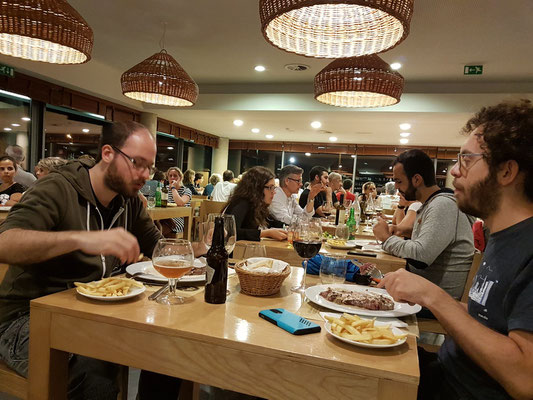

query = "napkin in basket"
(242, 257), (288, 274)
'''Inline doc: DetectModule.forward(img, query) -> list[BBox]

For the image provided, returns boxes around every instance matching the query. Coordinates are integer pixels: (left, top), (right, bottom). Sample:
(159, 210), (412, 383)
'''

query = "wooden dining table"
(235, 239), (406, 275)
(28, 269), (419, 400)
(146, 206), (193, 239)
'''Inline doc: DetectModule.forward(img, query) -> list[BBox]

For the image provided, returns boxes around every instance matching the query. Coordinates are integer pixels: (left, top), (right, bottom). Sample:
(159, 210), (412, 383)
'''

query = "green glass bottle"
(155, 182), (162, 207)
(346, 207), (357, 240)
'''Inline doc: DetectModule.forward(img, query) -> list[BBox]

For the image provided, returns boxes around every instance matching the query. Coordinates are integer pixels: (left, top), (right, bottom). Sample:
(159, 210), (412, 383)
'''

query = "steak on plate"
(319, 287), (395, 311)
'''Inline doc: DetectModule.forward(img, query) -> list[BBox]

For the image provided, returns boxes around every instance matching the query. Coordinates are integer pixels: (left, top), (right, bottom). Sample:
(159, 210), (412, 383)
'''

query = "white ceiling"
(1, 0), (532, 147)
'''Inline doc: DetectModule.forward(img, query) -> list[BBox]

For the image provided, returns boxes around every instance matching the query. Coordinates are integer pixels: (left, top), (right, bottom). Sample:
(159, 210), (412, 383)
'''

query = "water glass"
(147, 196), (156, 209)
(335, 224), (349, 240)
(320, 256), (348, 285)
(243, 244), (267, 259)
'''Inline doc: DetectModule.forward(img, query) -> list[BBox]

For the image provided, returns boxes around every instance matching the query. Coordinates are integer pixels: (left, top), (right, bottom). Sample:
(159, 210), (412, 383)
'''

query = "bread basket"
(234, 259), (290, 296)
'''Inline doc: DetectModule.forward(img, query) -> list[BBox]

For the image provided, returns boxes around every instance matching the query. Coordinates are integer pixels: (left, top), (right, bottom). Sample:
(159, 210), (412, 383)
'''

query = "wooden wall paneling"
(70, 93), (100, 115)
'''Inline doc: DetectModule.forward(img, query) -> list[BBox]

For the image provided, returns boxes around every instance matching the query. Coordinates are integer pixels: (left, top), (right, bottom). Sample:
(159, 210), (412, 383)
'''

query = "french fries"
(325, 313), (407, 345)
(74, 277), (143, 297)
(327, 239), (347, 247)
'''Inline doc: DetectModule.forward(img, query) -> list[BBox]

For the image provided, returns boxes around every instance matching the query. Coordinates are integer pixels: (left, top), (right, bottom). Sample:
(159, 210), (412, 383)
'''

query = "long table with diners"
(146, 206), (192, 239)
(28, 268), (419, 400)
(234, 238), (406, 275)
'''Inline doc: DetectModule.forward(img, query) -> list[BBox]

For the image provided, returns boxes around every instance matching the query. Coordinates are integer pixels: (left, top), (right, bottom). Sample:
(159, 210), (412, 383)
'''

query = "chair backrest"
(461, 251), (484, 303)
(199, 200), (226, 223)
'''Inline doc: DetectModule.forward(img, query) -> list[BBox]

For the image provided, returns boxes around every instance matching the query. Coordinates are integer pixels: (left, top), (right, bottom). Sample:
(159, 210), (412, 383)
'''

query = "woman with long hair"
(358, 181), (377, 202)
(225, 166), (287, 241)
(183, 169), (200, 195)
(0, 156), (26, 206)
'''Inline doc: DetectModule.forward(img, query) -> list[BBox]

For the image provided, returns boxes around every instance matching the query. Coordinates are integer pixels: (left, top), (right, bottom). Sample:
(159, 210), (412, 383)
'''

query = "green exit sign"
(0, 64), (14, 78)
(464, 65), (483, 75)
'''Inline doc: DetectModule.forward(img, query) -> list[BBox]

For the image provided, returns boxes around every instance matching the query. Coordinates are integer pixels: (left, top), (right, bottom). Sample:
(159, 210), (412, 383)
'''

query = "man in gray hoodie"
(373, 149), (475, 300)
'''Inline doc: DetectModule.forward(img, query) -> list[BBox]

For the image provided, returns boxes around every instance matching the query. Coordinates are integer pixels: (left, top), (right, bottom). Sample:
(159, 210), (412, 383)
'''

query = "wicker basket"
(234, 260), (290, 296)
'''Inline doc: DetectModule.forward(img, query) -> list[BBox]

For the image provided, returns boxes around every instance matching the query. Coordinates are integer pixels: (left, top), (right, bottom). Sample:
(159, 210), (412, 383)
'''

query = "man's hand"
(75, 228), (141, 265)
(309, 183), (323, 199)
(372, 217), (391, 242)
(377, 268), (442, 307)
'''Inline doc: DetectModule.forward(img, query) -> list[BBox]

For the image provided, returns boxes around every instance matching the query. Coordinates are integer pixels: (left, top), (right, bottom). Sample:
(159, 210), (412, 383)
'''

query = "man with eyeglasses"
(378, 100), (533, 400)
(269, 165), (320, 225)
(373, 149), (475, 303)
(0, 121), (181, 399)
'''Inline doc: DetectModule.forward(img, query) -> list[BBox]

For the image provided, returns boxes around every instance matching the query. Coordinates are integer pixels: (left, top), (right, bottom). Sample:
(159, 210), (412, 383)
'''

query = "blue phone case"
(259, 308), (321, 335)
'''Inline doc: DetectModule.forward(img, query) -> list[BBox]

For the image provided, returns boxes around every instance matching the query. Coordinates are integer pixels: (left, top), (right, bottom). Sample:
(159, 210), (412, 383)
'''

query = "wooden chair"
(418, 251), (484, 339)
(199, 200), (226, 223)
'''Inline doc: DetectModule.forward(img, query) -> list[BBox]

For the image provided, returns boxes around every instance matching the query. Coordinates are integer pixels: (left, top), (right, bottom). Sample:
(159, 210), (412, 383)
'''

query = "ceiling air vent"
(284, 64), (310, 72)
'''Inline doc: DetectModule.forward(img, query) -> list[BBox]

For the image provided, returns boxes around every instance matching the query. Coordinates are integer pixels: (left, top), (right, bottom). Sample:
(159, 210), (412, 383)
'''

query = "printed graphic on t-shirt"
(0, 193), (9, 205)
(469, 261), (495, 306)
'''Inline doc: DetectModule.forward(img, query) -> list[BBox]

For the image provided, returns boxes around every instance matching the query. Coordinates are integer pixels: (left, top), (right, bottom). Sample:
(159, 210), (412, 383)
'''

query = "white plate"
(326, 240), (357, 250)
(305, 283), (421, 317)
(76, 285), (146, 301)
(324, 319), (407, 349)
(0, 206), (11, 211)
(126, 258), (206, 283)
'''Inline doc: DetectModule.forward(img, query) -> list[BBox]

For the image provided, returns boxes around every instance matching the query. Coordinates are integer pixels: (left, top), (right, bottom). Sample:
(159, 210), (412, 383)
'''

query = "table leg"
(29, 307), (68, 400)
(183, 212), (191, 240)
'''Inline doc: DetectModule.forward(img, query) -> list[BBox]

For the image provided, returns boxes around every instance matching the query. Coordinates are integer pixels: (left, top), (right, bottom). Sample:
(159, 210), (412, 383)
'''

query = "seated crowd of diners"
(0, 99), (532, 399)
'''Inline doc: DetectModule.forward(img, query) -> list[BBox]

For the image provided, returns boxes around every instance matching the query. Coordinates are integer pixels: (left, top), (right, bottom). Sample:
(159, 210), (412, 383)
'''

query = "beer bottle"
(346, 207), (357, 240)
(161, 182), (168, 208)
(205, 216), (228, 304)
(155, 182), (162, 207)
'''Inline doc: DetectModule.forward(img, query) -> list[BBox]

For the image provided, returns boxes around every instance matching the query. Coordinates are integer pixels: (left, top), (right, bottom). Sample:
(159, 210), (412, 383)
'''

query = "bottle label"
(206, 264), (215, 284)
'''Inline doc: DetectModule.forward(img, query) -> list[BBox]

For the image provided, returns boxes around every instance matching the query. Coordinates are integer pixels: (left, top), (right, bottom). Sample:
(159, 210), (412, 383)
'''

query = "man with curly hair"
(378, 100), (533, 399)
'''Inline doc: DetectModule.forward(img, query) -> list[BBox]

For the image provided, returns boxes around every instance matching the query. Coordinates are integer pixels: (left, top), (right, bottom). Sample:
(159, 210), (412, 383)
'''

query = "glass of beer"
(152, 239), (195, 305)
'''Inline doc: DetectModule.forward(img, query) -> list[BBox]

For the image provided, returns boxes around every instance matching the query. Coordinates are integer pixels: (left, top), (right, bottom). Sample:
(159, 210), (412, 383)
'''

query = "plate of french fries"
(324, 313), (408, 348)
(326, 239), (357, 249)
(74, 277), (145, 301)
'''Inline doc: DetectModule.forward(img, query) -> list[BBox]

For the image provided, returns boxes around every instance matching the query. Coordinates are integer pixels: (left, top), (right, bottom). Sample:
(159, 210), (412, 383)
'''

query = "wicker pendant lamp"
(121, 49), (198, 107)
(0, 0), (93, 64)
(260, 0), (414, 58)
(314, 54), (404, 108)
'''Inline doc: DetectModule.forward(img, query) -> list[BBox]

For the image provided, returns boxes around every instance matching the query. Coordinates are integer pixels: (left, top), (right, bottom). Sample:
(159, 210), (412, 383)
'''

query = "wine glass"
(364, 197), (376, 228)
(205, 214), (236, 254)
(335, 224), (349, 241)
(374, 196), (383, 216)
(291, 217), (322, 292)
(147, 196), (156, 209)
(322, 200), (333, 221)
(152, 239), (194, 305)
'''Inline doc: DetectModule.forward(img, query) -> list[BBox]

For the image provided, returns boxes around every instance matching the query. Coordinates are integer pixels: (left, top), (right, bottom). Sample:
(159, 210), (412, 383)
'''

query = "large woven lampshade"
(315, 54), (404, 108)
(260, 0), (414, 58)
(0, 0), (93, 64)
(121, 49), (198, 107)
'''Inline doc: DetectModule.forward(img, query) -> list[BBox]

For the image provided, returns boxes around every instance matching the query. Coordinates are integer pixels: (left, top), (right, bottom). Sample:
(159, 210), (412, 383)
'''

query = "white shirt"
(211, 181), (236, 202)
(268, 187), (313, 225)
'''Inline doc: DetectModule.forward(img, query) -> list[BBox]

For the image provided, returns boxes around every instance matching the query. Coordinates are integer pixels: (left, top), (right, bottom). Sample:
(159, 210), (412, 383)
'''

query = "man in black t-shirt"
(378, 99), (533, 399)
(298, 165), (331, 217)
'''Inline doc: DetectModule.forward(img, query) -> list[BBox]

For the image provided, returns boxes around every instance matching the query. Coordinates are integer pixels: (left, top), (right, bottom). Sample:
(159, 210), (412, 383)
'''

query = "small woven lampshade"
(260, 0), (414, 58)
(121, 50), (198, 107)
(314, 55), (404, 108)
(0, 0), (93, 64)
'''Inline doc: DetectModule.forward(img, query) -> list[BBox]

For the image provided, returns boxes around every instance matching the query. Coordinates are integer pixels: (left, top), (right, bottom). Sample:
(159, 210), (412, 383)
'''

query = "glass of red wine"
(291, 217), (323, 293)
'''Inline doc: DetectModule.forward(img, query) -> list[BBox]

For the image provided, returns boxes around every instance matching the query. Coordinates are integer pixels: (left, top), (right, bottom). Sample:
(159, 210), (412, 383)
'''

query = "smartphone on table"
(259, 308), (321, 335)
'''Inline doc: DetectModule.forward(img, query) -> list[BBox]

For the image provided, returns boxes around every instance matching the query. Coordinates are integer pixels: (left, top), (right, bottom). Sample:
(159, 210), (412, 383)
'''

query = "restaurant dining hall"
(0, 1), (533, 399)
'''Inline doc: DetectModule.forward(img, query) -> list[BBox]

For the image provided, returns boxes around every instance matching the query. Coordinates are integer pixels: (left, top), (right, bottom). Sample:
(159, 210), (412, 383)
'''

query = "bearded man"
(373, 149), (475, 303)
(0, 121), (181, 399)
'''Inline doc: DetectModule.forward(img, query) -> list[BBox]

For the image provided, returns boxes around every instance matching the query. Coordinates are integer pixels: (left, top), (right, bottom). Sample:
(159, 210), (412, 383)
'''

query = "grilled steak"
(186, 266), (206, 276)
(319, 287), (395, 311)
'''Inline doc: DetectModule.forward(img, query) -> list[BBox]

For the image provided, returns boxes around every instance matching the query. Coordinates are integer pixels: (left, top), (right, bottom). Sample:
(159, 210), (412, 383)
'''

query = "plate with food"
(326, 239), (357, 250)
(126, 258), (206, 283)
(305, 283), (421, 317)
(323, 312), (407, 348)
(75, 277), (145, 301)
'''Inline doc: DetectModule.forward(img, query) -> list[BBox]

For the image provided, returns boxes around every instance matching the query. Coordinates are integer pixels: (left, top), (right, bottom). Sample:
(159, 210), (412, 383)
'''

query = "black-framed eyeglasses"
(112, 145), (156, 174)
(456, 152), (485, 171)
(264, 185), (277, 192)
(287, 177), (303, 184)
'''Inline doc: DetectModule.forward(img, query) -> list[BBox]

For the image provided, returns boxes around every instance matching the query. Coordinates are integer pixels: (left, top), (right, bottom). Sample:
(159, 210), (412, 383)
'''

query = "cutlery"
(148, 284), (168, 301)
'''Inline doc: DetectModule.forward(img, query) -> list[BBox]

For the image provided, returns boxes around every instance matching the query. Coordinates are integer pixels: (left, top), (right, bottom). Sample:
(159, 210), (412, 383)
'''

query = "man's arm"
(0, 228), (141, 265)
(379, 270), (533, 399)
